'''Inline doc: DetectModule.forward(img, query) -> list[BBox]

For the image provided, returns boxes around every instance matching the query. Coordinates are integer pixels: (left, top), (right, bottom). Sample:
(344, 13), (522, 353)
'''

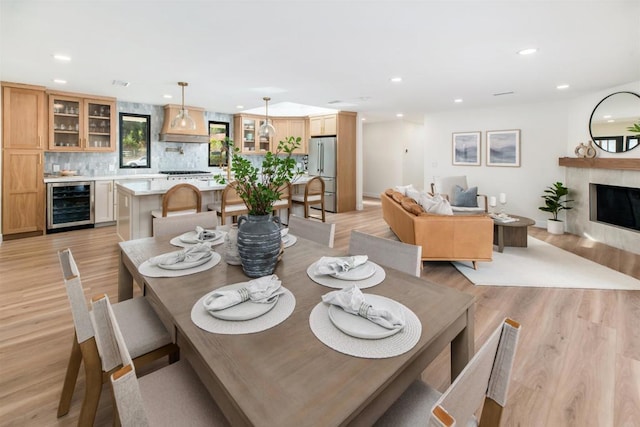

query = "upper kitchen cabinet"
(48, 91), (116, 152)
(273, 117), (307, 154)
(234, 114), (272, 154)
(309, 114), (337, 137)
(2, 82), (46, 150)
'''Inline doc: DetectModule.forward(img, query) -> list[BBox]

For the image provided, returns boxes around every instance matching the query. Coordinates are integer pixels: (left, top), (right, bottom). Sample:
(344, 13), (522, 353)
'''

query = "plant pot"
(237, 214), (282, 278)
(547, 219), (564, 235)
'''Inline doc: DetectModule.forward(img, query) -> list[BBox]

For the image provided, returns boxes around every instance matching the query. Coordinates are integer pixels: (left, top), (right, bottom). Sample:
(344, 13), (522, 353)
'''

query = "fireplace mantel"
(558, 157), (640, 171)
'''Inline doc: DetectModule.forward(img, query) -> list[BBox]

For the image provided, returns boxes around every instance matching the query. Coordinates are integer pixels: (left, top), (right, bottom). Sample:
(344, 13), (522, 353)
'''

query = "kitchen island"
(116, 175), (314, 241)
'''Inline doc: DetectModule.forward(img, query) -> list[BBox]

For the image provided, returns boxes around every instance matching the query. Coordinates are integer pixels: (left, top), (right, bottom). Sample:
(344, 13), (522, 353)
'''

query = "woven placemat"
(306, 261), (386, 289)
(138, 252), (221, 278)
(308, 300), (421, 358)
(191, 287), (296, 334)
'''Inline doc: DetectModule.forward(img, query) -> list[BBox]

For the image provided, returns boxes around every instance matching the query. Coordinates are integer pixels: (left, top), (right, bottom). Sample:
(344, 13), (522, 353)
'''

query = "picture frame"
(486, 129), (521, 167)
(452, 131), (481, 165)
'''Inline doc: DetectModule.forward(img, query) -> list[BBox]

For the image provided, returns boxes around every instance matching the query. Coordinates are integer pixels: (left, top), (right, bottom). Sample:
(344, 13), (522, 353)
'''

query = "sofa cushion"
(401, 199), (425, 216)
(391, 191), (405, 203)
(452, 185), (478, 207)
(385, 188), (395, 197)
(394, 184), (415, 196)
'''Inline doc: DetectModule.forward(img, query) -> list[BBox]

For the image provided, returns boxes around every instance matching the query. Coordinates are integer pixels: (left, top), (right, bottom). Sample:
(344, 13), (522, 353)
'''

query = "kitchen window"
(209, 121), (229, 167)
(120, 113), (151, 168)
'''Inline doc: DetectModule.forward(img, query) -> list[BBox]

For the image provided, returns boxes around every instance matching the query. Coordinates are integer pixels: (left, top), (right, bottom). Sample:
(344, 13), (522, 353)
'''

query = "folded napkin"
(203, 274), (285, 312)
(322, 285), (405, 330)
(147, 243), (211, 266)
(314, 256), (368, 276)
(195, 226), (217, 241)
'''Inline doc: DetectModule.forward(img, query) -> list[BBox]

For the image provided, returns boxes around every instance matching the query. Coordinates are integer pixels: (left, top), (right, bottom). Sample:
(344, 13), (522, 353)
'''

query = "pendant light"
(170, 82), (196, 130)
(258, 96), (276, 138)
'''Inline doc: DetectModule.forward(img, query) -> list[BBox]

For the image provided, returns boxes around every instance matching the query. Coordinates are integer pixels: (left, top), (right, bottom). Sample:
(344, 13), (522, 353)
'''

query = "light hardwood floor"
(1, 199), (638, 426)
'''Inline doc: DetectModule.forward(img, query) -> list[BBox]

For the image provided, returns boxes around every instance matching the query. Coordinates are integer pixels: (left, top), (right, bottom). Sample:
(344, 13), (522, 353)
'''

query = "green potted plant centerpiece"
(216, 136), (301, 277)
(538, 181), (573, 235)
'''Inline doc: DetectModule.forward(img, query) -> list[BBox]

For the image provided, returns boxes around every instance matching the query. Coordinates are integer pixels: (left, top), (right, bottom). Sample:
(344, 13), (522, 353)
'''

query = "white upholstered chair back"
(288, 215), (336, 248)
(58, 249), (94, 344)
(153, 211), (218, 237)
(348, 230), (422, 277)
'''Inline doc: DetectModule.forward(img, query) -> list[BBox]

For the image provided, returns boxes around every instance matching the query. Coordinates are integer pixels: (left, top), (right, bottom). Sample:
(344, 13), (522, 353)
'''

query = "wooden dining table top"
(118, 235), (475, 427)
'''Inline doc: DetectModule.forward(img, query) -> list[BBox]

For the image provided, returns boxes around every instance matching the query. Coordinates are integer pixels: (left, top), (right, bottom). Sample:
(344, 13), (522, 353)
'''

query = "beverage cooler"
(47, 182), (95, 232)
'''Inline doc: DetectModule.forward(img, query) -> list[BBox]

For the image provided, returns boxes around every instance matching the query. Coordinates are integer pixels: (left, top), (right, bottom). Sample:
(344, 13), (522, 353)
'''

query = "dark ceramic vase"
(237, 214), (282, 278)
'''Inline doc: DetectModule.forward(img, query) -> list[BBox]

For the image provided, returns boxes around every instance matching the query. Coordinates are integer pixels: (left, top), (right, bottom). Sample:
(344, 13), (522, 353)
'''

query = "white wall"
(423, 101), (569, 226)
(362, 121), (425, 198)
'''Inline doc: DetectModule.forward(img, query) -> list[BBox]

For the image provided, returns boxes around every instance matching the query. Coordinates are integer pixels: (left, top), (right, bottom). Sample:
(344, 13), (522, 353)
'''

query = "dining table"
(118, 234), (475, 427)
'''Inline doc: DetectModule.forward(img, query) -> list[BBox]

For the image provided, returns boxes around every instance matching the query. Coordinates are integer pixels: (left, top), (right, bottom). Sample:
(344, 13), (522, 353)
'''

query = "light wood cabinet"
(94, 180), (115, 223)
(2, 82), (46, 237)
(309, 114), (337, 136)
(273, 117), (308, 153)
(233, 114), (272, 154)
(48, 91), (116, 152)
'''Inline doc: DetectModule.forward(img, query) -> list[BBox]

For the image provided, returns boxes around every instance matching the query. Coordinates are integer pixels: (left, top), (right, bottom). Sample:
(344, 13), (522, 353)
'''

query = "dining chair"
(431, 175), (488, 213)
(271, 181), (292, 224)
(348, 230), (422, 277)
(153, 211), (218, 237)
(151, 183), (203, 217)
(90, 294), (228, 427)
(57, 248), (179, 426)
(375, 318), (521, 427)
(291, 176), (326, 222)
(287, 214), (336, 248)
(207, 180), (249, 225)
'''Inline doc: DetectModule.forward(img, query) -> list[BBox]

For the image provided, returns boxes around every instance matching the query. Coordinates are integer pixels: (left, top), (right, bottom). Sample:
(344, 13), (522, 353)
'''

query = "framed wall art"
(486, 129), (520, 167)
(452, 131), (481, 165)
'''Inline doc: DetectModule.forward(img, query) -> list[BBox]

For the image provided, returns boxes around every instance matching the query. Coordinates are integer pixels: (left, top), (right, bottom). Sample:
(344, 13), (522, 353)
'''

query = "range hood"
(159, 104), (210, 143)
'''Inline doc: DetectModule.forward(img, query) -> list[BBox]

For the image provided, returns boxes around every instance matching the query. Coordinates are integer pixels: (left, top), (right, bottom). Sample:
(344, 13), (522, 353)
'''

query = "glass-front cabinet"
(241, 117), (257, 153)
(48, 92), (116, 152)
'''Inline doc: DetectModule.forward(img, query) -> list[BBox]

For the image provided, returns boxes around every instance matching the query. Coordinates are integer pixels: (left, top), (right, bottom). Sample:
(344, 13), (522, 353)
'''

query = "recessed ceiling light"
(390, 77), (402, 83)
(607, 119), (615, 123)
(556, 84), (570, 90)
(361, 117), (366, 121)
(53, 54), (71, 61)
(163, 94), (173, 99)
(112, 80), (130, 87)
(53, 79), (67, 84)
(517, 48), (538, 55)
(454, 99), (463, 103)
(396, 113), (404, 118)
(603, 115), (612, 119)
(236, 105), (244, 109)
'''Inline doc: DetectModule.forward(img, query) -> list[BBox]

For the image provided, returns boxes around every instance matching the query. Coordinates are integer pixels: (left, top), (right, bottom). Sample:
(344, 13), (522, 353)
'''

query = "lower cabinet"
(94, 180), (114, 224)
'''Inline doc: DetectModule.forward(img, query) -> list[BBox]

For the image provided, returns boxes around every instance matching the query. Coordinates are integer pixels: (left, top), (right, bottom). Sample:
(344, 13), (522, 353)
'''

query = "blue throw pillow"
(452, 185), (478, 207)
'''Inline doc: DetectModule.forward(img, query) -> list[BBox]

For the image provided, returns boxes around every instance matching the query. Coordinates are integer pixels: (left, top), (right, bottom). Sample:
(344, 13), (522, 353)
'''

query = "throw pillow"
(401, 199), (425, 216)
(419, 193), (453, 215)
(384, 188), (395, 196)
(452, 185), (478, 207)
(394, 184), (415, 196)
(405, 187), (421, 202)
(391, 191), (405, 203)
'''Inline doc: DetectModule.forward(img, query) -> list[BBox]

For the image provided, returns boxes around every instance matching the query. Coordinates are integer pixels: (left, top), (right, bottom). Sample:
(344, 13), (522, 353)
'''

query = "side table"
(492, 214), (536, 253)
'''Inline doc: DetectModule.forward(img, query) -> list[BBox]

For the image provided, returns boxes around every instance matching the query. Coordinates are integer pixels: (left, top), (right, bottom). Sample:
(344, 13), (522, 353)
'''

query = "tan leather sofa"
(381, 190), (493, 269)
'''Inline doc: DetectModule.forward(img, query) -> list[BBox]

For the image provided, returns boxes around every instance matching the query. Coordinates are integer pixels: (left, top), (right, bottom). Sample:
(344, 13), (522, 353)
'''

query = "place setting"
(138, 243), (221, 277)
(191, 274), (296, 334)
(309, 285), (422, 358)
(280, 226), (297, 249)
(170, 226), (227, 248)
(306, 255), (386, 289)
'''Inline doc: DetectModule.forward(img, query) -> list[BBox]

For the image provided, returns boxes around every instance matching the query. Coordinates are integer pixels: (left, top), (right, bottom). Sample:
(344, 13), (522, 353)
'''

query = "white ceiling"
(2, 1), (639, 123)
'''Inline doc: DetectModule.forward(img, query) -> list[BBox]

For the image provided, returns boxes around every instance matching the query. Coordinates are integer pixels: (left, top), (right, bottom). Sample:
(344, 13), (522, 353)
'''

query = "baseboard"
(363, 192), (381, 199)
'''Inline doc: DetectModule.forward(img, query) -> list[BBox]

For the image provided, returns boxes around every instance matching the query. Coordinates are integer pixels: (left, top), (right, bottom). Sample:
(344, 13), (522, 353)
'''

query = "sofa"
(381, 189), (493, 269)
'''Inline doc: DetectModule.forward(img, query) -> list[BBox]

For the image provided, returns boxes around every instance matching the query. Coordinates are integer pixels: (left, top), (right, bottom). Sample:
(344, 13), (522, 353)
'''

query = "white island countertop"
(116, 179), (226, 196)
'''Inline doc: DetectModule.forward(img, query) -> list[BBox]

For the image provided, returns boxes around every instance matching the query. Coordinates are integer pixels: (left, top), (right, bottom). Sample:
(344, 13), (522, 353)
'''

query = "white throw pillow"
(394, 184), (414, 196)
(419, 192), (453, 215)
(406, 187), (421, 202)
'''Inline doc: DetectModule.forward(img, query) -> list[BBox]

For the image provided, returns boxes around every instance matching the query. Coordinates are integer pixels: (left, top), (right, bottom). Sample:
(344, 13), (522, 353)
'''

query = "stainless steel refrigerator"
(307, 136), (337, 212)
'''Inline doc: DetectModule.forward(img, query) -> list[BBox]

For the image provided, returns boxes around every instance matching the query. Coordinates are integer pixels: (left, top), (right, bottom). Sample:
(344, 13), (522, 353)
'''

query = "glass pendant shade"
(258, 96), (276, 137)
(171, 82), (196, 130)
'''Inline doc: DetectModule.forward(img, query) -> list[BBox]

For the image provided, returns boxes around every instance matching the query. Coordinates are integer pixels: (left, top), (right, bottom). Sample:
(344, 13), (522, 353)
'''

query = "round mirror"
(589, 91), (640, 153)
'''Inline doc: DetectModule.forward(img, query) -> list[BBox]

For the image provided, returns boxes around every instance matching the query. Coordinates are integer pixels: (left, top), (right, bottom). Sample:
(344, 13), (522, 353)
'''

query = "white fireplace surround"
(565, 167), (640, 255)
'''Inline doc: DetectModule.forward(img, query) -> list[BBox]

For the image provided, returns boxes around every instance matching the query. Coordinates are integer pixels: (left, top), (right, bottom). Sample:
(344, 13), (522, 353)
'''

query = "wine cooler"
(47, 182), (95, 231)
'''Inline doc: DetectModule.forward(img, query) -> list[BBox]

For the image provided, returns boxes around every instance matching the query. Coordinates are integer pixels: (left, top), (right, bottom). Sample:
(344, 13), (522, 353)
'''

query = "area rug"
(452, 237), (640, 290)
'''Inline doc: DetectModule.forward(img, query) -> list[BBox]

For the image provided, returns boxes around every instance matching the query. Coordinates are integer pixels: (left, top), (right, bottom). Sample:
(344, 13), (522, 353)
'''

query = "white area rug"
(452, 237), (640, 290)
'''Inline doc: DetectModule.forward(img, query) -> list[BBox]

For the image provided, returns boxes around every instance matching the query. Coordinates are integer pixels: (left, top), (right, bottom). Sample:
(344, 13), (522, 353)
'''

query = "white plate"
(158, 252), (213, 270)
(179, 229), (222, 244)
(330, 262), (377, 281)
(328, 294), (404, 339)
(206, 282), (278, 321)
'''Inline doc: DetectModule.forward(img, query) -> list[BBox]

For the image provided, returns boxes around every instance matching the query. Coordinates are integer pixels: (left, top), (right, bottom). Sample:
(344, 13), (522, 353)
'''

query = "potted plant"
(539, 181), (573, 235)
(216, 136), (301, 277)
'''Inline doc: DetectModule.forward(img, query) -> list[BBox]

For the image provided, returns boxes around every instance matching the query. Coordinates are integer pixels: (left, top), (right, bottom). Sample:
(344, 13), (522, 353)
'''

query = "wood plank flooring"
(1, 199), (638, 426)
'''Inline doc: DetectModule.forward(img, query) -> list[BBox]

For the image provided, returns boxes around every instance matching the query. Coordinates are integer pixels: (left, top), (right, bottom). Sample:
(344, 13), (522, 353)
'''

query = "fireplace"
(589, 183), (640, 232)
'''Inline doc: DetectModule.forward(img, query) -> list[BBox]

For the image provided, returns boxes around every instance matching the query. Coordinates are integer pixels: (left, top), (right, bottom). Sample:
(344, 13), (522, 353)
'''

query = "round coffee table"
(492, 214), (536, 252)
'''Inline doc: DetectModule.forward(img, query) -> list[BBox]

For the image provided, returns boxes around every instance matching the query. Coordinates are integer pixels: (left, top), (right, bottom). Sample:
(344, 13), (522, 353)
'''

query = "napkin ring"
(238, 287), (250, 302)
(358, 303), (372, 318)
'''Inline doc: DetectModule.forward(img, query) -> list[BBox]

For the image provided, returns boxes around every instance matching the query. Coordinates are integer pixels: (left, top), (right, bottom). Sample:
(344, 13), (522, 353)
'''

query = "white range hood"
(159, 104), (210, 143)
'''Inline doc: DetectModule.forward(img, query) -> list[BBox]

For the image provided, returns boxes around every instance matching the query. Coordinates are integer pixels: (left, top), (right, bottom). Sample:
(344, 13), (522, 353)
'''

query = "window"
(209, 121), (230, 167)
(120, 113), (151, 168)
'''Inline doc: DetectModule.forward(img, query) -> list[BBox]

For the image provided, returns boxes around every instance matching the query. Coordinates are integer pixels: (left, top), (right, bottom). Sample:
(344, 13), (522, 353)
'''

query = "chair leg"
(321, 203), (326, 222)
(472, 261), (478, 270)
(57, 334), (82, 417)
(303, 203), (309, 218)
(78, 338), (103, 427)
